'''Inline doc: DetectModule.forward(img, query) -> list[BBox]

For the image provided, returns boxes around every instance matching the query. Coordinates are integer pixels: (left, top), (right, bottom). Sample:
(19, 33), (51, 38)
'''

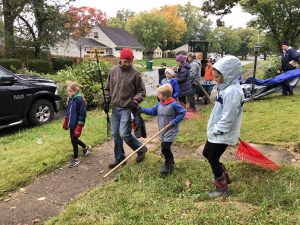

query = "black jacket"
(281, 48), (300, 72)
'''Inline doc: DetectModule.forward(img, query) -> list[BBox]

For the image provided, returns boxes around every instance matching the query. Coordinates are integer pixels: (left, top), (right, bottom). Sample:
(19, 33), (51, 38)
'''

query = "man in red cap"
(103, 48), (147, 168)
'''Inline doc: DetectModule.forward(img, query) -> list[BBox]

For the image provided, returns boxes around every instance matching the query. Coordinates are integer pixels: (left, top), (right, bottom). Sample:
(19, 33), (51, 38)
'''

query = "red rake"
(236, 139), (280, 170)
(177, 100), (200, 119)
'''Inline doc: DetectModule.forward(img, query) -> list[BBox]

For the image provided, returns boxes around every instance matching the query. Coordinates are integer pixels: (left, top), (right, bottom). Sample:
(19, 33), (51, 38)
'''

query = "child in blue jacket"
(62, 81), (90, 168)
(141, 84), (186, 175)
(160, 68), (179, 99)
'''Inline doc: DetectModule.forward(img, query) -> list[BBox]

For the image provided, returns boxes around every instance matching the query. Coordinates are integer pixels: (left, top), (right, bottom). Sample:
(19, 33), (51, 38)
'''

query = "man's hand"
(102, 102), (110, 114)
(128, 100), (139, 113)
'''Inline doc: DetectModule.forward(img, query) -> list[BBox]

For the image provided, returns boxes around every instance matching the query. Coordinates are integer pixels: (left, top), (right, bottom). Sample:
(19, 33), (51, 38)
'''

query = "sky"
(73, 0), (254, 28)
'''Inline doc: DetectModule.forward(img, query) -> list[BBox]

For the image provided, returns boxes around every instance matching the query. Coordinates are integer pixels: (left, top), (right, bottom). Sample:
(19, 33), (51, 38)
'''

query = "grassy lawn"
(47, 156), (300, 225)
(176, 93), (300, 147)
(0, 97), (157, 199)
(135, 58), (177, 68)
(46, 92), (300, 225)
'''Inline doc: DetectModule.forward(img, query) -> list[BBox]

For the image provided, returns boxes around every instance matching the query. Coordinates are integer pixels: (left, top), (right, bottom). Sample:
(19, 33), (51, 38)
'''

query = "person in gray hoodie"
(203, 55), (244, 198)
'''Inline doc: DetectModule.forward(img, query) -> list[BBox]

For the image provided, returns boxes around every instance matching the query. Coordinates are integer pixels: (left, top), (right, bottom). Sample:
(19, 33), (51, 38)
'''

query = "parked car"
(0, 66), (61, 129)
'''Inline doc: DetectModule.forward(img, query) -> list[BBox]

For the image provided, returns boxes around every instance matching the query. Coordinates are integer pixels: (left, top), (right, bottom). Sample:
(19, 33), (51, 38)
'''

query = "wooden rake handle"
(103, 123), (172, 178)
(198, 84), (214, 105)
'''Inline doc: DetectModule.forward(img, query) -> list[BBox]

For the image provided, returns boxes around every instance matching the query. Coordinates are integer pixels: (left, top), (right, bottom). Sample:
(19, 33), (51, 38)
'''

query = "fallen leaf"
(37, 197), (46, 201)
(100, 170), (104, 174)
(20, 188), (27, 193)
(4, 198), (10, 202)
(10, 206), (16, 209)
(184, 179), (191, 189)
(33, 218), (40, 223)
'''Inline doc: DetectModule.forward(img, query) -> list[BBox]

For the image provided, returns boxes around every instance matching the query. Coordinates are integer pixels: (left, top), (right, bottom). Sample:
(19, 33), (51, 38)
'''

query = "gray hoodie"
(207, 55), (244, 145)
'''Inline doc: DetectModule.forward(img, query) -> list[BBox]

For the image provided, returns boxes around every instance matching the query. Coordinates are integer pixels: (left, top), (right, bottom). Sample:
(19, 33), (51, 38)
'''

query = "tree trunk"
(3, 17), (15, 57)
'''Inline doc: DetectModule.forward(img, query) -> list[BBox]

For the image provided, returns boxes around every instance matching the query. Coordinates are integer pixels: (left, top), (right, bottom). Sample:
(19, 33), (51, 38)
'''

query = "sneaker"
(136, 147), (148, 163)
(108, 160), (127, 169)
(83, 145), (91, 157)
(68, 159), (80, 168)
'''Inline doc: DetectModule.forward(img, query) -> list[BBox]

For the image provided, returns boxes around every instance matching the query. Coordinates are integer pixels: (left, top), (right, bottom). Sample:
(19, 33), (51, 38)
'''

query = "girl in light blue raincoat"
(203, 55), (244, 198)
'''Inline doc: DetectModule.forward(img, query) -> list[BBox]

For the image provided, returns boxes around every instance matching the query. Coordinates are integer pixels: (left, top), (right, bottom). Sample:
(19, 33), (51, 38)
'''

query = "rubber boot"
(220, 163), (231, 184)
(209, 174), (228, 198)
(160, 161), (174, 175)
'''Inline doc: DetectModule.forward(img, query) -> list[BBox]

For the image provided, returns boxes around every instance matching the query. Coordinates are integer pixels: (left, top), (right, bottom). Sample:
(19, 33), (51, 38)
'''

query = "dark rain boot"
(209, 174), (228, 198)
(160, 161), (174, 175)
(220, 163), (231, 184)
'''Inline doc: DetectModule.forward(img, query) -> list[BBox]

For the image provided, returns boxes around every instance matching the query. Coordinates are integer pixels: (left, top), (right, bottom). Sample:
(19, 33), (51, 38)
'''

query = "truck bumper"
(54, 95), (62, 112)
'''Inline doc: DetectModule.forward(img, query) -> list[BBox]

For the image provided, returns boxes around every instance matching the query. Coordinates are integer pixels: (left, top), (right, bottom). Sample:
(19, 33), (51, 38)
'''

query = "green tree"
(242, 0), (300, 50)
(234, 27), (257, 59)
(179, 2), (213, 44)
(109, 9), (135, 30)
(202, 0), (300, 51)
(209, 26), (241, 57)
(1, 0), (28, 57)
(127, 12), (167, 58)
(16, 0), (72, 57)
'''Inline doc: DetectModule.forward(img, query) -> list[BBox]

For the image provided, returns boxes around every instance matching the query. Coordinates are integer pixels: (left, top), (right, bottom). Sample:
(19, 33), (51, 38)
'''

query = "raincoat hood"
(213, 55), (242, 88)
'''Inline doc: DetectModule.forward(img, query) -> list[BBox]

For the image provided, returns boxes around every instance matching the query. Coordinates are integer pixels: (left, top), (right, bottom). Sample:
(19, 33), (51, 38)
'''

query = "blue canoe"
(245, 68), (300, 86)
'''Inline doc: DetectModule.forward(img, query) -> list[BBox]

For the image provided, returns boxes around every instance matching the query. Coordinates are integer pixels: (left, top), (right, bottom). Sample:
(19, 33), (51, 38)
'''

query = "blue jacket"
(282, 47), (300, 72)
(207, 56), (244, 145)
(160, 78), (179, 98)
(65, 93), (86, 129)
(141, 98), (186, 142)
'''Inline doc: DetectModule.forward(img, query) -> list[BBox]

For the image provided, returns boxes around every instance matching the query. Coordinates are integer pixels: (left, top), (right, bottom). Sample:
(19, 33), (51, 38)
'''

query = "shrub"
(52, 58), (75, 72)
(27, 59), (52, 74)
(54, 60), (112, 108)
(0, 58), (22, 72)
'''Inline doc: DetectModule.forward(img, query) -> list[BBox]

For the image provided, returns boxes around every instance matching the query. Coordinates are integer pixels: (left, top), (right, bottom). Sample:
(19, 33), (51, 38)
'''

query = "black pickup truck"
(0, 66), (61, 129)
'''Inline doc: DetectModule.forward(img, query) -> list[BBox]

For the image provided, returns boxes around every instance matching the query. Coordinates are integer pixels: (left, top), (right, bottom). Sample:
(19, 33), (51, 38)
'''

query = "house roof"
(77, 38), (109, 48)
(96, 25), (143, 49)
(173, 44), (189, 53)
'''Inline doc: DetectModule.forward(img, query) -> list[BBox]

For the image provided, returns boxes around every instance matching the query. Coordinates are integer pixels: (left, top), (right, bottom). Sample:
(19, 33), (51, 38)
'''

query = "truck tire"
(28, 99), (54, 125)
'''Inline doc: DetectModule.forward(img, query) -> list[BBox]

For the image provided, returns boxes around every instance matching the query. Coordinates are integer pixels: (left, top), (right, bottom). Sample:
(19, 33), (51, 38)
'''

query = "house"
(50, 37), (112, 59)
(50, 25), (143, 60)
(87, 25), (143, 60)
(153, 47), (163, 59)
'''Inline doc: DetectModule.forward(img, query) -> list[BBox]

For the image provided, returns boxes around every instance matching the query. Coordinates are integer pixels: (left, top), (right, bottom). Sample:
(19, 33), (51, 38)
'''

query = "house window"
(94, 32), (99, 38)
(115, 47), (123, 51)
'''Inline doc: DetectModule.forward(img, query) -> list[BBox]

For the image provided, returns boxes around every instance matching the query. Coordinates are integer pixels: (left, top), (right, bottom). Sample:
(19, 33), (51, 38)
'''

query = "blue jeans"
(111, 107), (145, 162)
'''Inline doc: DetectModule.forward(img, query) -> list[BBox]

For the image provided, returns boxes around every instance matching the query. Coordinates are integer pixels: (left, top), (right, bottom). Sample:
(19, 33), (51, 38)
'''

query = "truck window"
(0, 68), (13, 78)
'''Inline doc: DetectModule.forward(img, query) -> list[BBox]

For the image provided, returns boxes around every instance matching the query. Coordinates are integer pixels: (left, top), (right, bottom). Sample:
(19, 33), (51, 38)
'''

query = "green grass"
(175, 93), (300, 148)
(46, 156), (300, 225)
(0, 110), (108, 198)
(136, 58), (178, 68)
(0, 97), (157, 198)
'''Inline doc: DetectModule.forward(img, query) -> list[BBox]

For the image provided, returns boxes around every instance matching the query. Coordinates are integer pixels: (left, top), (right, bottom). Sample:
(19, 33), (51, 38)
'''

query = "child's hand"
(74, 124), (83, 138)
(62, 117), (68, 130)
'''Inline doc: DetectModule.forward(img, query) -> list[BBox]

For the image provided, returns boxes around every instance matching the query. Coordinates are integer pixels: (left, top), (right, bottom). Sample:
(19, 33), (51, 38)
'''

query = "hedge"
(52, 58), (75, 72)
(27, 59), (52, 74)
(0, 59), (22, 72)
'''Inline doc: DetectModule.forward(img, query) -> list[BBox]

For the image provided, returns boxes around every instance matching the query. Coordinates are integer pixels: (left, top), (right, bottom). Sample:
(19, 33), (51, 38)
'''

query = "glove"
(128, 100), (139, 113)
(74, 124), (83, 138)
(62, 116), (68, 130)
(101, 102), (110, 114)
